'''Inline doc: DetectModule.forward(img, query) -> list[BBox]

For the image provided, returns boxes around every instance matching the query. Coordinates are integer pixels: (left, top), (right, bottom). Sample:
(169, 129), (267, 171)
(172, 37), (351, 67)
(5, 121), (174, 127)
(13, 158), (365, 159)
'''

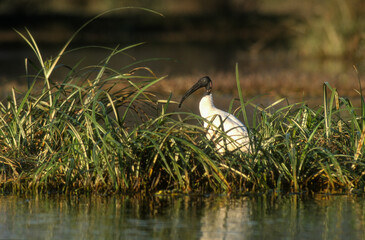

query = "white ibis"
(178, 76), (249, 153)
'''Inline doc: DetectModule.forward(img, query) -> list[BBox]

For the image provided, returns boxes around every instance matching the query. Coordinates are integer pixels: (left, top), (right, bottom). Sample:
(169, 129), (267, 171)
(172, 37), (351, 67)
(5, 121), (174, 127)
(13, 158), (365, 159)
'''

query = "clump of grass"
(2, 10), (365, 195)
(177, 65), (364, 194)
(0, 9), (232, 194)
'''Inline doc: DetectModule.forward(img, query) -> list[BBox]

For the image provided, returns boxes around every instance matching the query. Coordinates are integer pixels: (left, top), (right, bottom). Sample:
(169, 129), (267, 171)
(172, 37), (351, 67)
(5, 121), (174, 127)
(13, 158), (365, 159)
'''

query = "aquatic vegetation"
(1, 10), (365, 195)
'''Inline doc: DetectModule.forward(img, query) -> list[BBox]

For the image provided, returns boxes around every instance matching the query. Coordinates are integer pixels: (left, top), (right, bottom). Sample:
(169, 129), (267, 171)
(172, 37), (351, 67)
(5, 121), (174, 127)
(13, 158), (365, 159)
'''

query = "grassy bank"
(1, 12), (365, 195)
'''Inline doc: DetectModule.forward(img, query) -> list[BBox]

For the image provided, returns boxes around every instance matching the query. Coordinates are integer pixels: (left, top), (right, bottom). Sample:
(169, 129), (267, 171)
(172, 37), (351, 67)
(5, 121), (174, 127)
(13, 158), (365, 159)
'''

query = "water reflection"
(0, 194), (364, 240)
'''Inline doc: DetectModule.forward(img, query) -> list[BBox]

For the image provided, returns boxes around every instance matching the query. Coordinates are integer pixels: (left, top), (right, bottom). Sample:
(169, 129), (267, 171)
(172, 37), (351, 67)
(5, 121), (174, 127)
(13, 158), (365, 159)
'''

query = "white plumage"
(179, 76), (249, 153)
(199, 94), (249, 153)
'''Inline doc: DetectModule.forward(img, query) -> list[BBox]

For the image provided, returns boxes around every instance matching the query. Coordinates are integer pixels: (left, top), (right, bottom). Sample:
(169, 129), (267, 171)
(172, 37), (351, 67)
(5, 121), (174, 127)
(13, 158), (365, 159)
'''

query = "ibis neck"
(199, 94), (216, 118)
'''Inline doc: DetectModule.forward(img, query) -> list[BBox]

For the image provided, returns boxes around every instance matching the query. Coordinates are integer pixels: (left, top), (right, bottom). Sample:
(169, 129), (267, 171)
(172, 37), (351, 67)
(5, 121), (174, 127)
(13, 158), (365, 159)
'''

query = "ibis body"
(179, 76), (249, 153)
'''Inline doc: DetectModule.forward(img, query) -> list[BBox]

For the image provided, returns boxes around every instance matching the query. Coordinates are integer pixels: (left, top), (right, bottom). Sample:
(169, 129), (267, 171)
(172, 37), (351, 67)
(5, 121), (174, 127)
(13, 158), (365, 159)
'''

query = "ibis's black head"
(178, 76), (212, 108)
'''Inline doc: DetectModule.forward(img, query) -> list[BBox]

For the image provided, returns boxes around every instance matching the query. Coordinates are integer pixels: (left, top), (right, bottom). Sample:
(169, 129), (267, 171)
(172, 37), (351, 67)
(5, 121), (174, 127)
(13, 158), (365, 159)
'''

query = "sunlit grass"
(1, 9), (365, 195)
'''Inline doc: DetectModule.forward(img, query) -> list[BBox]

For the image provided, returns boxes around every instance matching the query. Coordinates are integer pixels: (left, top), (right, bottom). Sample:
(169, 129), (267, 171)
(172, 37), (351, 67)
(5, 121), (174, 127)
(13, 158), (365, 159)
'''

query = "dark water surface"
(1, 194), (364, 240)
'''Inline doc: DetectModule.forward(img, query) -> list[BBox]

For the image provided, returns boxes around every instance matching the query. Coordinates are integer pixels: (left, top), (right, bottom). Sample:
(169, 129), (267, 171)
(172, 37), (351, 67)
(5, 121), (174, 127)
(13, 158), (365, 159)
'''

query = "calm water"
(1, 194), (364, 240)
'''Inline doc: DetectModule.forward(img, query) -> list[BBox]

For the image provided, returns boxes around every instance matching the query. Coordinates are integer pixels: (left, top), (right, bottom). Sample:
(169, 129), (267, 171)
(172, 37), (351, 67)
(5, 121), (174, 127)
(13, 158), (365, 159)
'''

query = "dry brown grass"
(152, 69), (361, 101)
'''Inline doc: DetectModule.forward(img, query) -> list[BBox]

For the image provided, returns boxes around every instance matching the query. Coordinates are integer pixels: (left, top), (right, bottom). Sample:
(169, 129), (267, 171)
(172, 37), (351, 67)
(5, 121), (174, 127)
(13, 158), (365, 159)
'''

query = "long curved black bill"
(178, 81), (204, 108)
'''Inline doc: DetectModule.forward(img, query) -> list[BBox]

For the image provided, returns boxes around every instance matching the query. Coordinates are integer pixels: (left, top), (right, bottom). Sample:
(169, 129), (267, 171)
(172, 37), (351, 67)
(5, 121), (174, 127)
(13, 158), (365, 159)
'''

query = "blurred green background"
(1, 0), (364, 57)
(0, 0), (365, 101)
